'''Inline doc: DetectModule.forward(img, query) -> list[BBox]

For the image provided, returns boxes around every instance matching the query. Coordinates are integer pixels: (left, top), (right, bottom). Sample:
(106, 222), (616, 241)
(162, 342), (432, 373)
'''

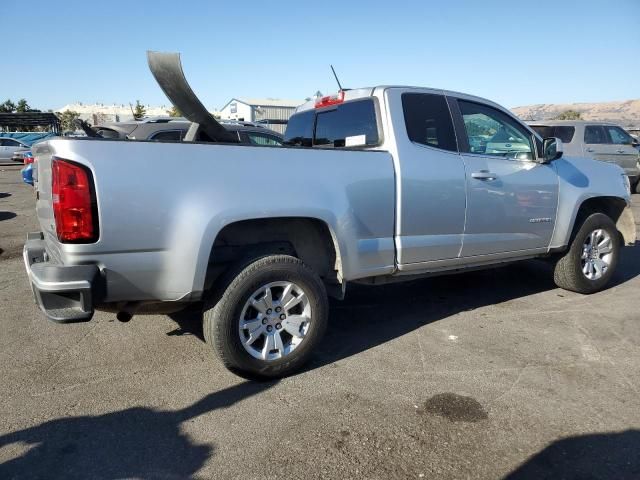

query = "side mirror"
(541, 137), (563, 163)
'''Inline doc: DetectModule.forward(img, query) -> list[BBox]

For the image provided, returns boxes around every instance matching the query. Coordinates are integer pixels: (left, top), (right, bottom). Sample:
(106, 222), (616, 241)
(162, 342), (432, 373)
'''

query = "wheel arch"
(566, 196), (635, 247)
(201, 216), (344, 294)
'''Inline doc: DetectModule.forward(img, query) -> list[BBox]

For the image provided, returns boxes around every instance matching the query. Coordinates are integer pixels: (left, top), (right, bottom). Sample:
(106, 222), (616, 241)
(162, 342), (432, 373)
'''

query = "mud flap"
(617, 206), (637, 246)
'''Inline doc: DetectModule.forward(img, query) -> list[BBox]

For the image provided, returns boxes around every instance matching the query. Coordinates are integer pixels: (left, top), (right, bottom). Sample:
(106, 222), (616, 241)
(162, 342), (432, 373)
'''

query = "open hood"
(147, 51), (239, 143)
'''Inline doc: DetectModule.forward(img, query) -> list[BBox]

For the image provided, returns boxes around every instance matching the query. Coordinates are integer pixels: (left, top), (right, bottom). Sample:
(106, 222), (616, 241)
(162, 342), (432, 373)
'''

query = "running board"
(146, 51), (239, 143)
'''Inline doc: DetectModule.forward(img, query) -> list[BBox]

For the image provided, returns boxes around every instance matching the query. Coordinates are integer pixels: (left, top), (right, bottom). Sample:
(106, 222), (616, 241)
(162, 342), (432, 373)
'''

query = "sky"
(1, 0), (638, 112)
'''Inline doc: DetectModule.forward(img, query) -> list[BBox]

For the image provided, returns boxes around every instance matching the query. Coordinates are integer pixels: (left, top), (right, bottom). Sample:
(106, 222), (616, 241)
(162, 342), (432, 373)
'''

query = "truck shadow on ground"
(504, 429), (640, 479)
(310, 241), (640, 371)
(0, 381), (276, 480)
(3, 250), (638, 479)
(169, 243), (640, 371)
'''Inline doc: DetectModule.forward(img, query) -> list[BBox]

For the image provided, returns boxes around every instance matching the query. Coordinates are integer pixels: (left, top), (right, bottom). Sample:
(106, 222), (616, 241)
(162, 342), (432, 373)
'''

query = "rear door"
(453, 98), (559, 257)
(387, 89), (467, 264)
(583, 125), (614, 161)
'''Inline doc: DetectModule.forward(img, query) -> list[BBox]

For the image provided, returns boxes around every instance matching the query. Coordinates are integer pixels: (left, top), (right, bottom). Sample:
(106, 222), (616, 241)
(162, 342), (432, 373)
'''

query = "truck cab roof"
(294, 85), (508, 114)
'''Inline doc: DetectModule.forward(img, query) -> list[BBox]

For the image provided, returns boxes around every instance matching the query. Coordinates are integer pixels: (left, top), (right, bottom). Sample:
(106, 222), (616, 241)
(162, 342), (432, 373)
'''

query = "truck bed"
(32, 138), (396, 304)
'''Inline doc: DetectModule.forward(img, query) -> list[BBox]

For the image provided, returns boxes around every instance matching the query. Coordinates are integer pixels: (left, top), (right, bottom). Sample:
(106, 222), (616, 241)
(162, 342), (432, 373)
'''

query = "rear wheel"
(203, 254), (328, 379)
(553, 213), (620, 294)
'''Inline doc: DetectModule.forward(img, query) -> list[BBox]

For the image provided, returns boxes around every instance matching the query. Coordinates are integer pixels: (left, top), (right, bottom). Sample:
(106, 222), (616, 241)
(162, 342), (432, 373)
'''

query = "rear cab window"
(314, 100), (379, 148)
(284, 99), (379, 148)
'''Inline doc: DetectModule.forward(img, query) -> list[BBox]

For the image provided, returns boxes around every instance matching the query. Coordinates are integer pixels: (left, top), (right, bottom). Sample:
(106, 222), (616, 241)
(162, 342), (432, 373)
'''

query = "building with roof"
(55, 103), (178, 124)
(218, 98), (303, 133)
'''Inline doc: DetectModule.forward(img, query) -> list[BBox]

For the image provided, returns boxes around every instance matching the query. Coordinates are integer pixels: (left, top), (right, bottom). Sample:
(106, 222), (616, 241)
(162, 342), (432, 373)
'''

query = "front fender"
(550, 156), (632, 249)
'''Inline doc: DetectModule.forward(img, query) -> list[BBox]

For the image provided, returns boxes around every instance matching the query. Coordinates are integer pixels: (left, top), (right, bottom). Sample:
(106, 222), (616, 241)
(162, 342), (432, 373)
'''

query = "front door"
(583, 125), (630, 169)
(454, 98), (559, 257)
(603, 125), (640, 177)
(0, 140), (9, 160)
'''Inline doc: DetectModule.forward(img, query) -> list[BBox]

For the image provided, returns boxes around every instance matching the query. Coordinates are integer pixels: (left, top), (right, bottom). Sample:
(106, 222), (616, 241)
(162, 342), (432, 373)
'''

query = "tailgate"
(31, 140), (57, 250)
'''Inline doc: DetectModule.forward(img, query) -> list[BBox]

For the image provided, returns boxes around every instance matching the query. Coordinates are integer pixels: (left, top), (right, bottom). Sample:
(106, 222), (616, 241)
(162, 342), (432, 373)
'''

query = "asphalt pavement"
(1, 164), (639, 479)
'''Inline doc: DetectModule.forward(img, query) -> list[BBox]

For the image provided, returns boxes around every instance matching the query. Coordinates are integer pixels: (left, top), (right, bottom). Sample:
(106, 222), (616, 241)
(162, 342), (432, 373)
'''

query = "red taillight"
(315, 91), (344, 108)
(23, 154), (34, 165)
(52, 158), (98, 243)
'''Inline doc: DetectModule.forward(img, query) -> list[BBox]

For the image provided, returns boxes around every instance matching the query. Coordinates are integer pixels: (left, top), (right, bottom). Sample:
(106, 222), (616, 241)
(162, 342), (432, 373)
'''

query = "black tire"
(553, 212), (620, 294)
(634, 179), (640, 195)
(203, 254), (328, 379)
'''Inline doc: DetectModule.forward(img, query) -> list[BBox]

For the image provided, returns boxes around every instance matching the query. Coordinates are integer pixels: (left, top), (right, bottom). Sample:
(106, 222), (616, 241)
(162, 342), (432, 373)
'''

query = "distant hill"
(511, 99), (640, 128)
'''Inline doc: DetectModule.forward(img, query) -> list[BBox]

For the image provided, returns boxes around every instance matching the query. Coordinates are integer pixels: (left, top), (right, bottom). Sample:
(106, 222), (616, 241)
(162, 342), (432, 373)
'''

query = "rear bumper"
(23, 232), (103, 323)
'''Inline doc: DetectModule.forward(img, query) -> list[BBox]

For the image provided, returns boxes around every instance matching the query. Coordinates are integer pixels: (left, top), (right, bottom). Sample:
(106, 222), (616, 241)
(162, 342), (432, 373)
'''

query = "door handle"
(586, 148), (595, 152)
(471, 170), (497, 180)
(616, 149), (625, 153)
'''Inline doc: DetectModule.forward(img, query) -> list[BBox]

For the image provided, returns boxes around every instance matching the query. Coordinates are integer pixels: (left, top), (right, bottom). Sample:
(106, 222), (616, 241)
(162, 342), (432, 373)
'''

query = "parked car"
(23, 52), (636, 379)
(0, 137), (29, 161)
(91, 117), (283, 145)
(528, 121), (640, 192)
(20, 151), (35, 185)
(12, 150), (28, 162)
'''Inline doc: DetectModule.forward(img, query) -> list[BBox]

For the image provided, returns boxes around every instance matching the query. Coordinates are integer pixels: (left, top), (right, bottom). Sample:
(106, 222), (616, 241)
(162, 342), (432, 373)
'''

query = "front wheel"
(553, 213), (620, 294)
(203, 254), (328, 379)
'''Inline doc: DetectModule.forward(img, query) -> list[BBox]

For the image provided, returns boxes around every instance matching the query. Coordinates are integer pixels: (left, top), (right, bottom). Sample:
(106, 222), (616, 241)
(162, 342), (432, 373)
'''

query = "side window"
(532, 126), (575, 144)
(401, 93), (457, 152)
(150, 130), (184, 141)
(247, 133), (283, 146)
(584, 126), (607, 144)
(4, 139), (20, 147)
(283, 110), (314, 146)
(96, 128), (120, 139)
(314, 99), (379, 148)
(552, 126), (575, 143)
(606, 126), (632, 145)
(531, 126), (552, 139)
(458, 100), (534, 160)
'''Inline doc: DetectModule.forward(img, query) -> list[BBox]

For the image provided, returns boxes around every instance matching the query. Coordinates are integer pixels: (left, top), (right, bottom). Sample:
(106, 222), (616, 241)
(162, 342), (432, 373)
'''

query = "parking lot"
(1, 163), (639, 479)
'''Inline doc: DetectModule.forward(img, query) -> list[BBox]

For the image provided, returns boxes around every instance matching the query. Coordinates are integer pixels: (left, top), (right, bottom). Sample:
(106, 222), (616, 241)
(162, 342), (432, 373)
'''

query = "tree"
(57, 110), (81, 133)
(16, 98), (31, 113)
(0, 99), (16, 113)
(92, 112), (110, 125)
(133, 100), (146, 120)
(167, 105), (181, 117)
(553, 109), (582, 120)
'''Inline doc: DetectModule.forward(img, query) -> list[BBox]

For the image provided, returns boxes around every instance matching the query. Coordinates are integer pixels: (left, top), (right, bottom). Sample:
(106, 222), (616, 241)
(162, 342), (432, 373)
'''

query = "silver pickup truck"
(24, 54), (636, 378)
